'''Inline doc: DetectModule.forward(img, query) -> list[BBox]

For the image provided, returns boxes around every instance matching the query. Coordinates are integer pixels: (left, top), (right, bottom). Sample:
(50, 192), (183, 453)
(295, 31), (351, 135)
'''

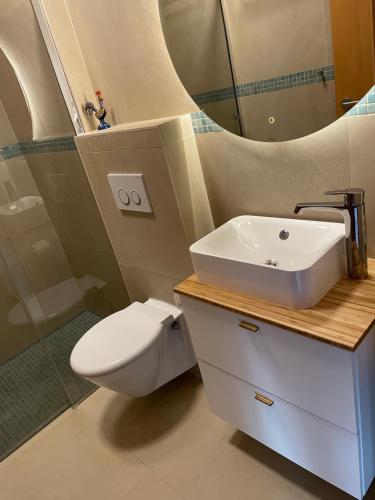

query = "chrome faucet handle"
(295, 188), (367, 279)
(324, 188), (365, 206)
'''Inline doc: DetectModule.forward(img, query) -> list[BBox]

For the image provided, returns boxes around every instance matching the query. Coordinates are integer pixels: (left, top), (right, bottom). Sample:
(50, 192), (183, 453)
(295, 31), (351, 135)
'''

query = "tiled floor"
(1, 372), (373, 500)
(0, 311), (100, 460)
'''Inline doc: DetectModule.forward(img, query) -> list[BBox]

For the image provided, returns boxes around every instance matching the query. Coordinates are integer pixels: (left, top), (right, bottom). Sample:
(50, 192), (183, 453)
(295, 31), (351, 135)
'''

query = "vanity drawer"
(200, 361), (361, 499)
(181, 296), (357, 433)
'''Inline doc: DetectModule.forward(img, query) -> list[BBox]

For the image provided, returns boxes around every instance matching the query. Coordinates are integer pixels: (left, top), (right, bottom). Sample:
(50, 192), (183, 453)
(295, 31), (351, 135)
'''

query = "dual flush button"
(107, 173), (153, 213)
(118, 188), (141, 206)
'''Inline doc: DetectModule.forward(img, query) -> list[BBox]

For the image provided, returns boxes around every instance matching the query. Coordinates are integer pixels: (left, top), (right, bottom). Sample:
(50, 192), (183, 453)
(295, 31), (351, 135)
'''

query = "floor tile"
(0, 310), (100, 460)
(124, 468), (183, 500)
(2, 372), (375, 499)
(0, 405), (149, 500)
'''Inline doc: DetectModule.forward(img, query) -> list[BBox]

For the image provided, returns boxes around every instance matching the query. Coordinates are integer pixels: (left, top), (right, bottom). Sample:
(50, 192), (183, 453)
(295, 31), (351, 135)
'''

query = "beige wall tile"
(163, 134), (214, 245)
(25, 149), (131, 315)
(27, 151), (113, 253)
(0, 48), (33, 143)
(79, 148), (193, 280)
(322, 0), (334, 65)
(10, 221), (73, 294)
(63, 0), (195, 128)
(0, 254), (39, 363)
(45, 0), (375, 267)
(0, 199), (49, 238)
(120, 265), (179, 304)
(223, 0), (329, 84)
(196, 117), (350, 226)
(348, 114), (375, 258)
(159, 115), (195, 146)
(0, 162), (17, 207)
(0, 98), (17, 147)
(62, 243), (130, 316)
(0, 0), (73, 139)
(160, 0), (233, 95)
(6, 155), (39, 199)
(203, 100), (242, 136)
(41, 0), (95, 133)
(0, 0), (23, 22)
(75, 123), (163, 154)
(0, 218), (6, 239)
(239, 81), (336, 142)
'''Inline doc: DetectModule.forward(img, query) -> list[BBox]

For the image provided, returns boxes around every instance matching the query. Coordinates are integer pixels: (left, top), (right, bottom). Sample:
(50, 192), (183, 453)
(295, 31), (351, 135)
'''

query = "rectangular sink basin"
(190, 216), (346, 309)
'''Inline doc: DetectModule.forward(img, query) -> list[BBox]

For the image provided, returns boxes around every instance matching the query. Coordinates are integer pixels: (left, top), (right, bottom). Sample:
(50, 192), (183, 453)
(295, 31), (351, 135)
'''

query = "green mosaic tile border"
(191, 111), (223, 134)
(236, 65), (334, 98)
(193, 86), (235, 105)
(191, 80), (375, 135)
(192, 65), (335, 106)
(347, 86), (375, 116)
(0, 136), (76, 161)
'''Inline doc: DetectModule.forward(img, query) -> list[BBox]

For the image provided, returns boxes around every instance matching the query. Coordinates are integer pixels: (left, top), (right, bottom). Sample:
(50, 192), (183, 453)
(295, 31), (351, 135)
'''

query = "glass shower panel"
(0, 0), (130, 460)
(0, 215), (71, 460)
(0, 153), (100, 409)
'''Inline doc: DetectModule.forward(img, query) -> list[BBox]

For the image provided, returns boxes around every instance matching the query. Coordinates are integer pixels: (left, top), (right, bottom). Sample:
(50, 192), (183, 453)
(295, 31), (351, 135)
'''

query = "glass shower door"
(0, 197), (98, 459)
(0, 229), (71, 460)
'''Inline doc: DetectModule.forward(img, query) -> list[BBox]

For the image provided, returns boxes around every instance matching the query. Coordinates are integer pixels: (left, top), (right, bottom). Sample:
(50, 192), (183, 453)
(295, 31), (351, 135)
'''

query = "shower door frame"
(31, 0), (85, 136)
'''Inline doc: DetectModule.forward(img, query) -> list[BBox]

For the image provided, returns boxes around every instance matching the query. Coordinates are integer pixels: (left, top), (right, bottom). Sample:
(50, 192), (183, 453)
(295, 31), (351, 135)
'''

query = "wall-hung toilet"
(70, 299), (196, 397)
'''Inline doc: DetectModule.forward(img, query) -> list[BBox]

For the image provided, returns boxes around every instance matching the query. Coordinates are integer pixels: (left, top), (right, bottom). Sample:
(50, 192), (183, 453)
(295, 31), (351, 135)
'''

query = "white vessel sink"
(190, 216), (346, 309)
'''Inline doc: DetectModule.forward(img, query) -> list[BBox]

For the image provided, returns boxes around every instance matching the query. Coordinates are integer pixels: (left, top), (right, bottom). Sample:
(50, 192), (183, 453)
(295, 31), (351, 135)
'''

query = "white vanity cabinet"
(178, 294), (375, 499)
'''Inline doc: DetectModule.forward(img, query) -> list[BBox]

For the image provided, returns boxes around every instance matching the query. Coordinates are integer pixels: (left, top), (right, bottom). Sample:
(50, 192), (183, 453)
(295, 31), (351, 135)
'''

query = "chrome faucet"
(294, 188), (368, 280)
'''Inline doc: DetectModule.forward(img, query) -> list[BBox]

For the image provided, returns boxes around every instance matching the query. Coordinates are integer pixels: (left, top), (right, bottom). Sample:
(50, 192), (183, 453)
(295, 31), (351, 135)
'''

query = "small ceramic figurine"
(85, 89), (111, 130)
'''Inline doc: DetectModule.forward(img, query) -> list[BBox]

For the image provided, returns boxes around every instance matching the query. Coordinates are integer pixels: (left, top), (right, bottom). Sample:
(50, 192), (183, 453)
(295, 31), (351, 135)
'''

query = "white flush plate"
(107, 173), (153, 213)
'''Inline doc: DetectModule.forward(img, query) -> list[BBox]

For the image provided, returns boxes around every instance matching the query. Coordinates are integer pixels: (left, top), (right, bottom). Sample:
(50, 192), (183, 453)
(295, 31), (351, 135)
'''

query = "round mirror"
(159, 0), (374, 142)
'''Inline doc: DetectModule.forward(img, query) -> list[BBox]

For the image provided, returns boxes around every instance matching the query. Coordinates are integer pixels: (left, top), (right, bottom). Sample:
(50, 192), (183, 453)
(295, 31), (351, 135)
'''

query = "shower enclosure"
(0, 0), (129, 460)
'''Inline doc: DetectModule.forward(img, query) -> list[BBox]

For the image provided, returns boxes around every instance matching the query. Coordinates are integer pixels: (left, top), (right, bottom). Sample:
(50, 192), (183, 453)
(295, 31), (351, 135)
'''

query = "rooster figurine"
(85, 89), (111, 130)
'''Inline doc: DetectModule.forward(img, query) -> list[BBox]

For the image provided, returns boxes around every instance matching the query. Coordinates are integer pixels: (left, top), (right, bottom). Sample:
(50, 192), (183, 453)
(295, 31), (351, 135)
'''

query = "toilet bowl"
(70, 298), (196, 397)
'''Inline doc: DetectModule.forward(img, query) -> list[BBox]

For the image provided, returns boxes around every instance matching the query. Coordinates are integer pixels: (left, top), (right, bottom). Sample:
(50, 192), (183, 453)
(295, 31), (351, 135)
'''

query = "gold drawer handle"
(239, 320), (259, 333)
(255, 393), (274, 406)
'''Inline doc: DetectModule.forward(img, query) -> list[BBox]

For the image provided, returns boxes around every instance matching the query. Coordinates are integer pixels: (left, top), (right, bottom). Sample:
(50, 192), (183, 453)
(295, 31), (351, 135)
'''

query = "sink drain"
(279, 229), (289, 240)
(265, 259), (278, 267)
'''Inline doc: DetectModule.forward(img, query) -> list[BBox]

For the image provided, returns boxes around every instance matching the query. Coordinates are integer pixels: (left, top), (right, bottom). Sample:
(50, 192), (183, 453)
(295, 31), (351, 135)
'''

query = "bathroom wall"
(26, 150), (130, 317)
(42, 0), (375, 258)
(75, 116), (214, 304)
(159, 0), (335, 141)
(0, 47), (83, 361)
(159, 0), (240, 135)
(0, 91), (40, 362)
(0, 0), (131, 363)
(222, 0), (336, 141)
(0, 0), (72, 139)
(41, 0), (195, 126)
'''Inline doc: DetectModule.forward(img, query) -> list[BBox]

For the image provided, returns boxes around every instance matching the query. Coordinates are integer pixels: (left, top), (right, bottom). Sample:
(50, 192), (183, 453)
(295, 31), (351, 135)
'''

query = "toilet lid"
(70, 302), (174, 377)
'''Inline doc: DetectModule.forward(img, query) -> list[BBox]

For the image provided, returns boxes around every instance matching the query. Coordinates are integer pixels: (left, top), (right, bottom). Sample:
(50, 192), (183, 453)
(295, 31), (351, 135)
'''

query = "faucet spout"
(294, 201), (345, 215)
(294, 189), (368, 280)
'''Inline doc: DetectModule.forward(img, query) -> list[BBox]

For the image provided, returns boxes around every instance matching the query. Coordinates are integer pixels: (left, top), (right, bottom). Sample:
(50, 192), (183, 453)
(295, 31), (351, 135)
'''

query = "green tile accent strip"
(0, 310), (101, 461)
(0, 136), (76, 161)
(191, 78), (375, 134)
(236, 65), (334, 98)
(192, 65), (335, 106)
(347, 86), (375, 116)
(193, 86), (236, 105)
(191, 111), (223, 134)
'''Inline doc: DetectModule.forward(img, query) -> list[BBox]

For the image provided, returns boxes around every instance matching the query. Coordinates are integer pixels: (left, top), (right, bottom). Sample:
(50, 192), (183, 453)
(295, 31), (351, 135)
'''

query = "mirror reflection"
(160, 0), (375, 141)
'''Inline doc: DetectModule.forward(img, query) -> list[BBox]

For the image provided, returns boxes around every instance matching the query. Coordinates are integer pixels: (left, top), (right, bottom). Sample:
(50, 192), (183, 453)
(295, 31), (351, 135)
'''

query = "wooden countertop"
(175, 260), (375, 351)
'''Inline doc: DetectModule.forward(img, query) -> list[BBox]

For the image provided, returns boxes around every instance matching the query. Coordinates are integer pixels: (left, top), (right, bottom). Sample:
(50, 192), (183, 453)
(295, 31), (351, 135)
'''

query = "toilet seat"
(70, 301), (174, 378)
